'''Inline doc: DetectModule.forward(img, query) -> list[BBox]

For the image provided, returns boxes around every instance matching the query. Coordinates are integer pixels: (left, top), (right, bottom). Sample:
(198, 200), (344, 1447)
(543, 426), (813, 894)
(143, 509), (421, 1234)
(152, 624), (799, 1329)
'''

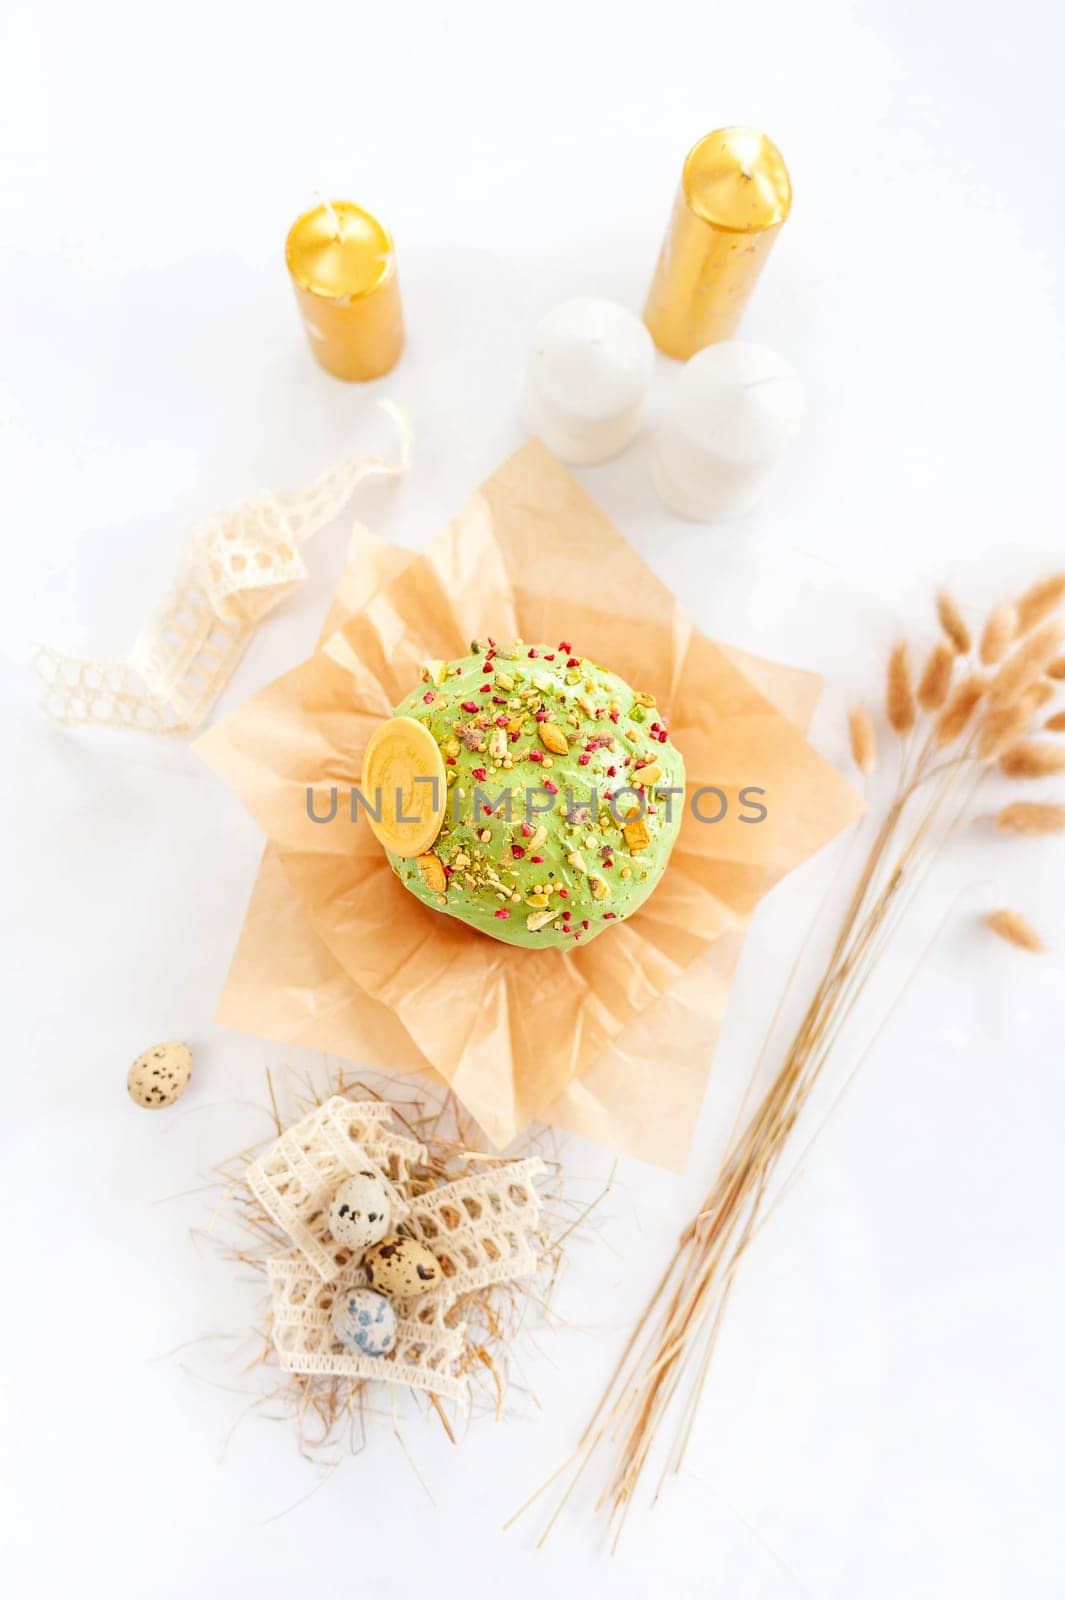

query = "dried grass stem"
(531, 570), (1065, 1544)
(980, 604), (1017, 666)
(936, 591), (972, 654)
(917, 641), (955, 710)
(985, 908), (1045, 951)
(995, 802), (1065, 836)
(848, 705), (876, 775)
(1016, 573), (1065, 634)
(886, 643), (916, 734)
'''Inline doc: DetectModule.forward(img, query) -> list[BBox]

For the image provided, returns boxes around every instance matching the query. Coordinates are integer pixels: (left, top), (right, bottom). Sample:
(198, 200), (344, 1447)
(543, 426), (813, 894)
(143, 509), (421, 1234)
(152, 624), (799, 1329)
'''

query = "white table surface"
(3, 3), (1064, 1595)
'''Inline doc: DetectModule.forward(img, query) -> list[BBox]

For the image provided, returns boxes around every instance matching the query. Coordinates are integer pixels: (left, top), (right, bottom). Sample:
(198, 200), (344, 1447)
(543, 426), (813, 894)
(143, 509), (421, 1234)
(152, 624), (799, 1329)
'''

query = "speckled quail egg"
(363, 1234), (442, 1298)
(127, 1041), (192, 1109)
(327, 1171), (393, 1252)
(331, 1287), (397, 1357)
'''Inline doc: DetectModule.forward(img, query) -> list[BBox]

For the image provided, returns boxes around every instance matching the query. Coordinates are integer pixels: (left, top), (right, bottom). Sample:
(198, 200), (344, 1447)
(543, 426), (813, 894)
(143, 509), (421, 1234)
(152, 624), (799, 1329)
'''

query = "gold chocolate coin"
(360, 716), (446, 858)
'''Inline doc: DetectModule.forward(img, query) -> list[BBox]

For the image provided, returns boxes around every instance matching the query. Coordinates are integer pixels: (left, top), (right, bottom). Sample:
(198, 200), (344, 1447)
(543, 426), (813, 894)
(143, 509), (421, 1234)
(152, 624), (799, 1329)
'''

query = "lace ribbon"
(33, 400), (412, 735)
(249, 1096), (546, 1403)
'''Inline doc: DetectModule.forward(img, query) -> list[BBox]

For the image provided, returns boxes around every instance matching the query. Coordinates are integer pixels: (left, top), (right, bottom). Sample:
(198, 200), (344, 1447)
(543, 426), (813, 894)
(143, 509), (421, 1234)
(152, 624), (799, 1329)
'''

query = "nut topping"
(623, 816), (651, 852)
(539, 723), (569, 756)
(417, 853), (447, 894)
(526, 908), (561, 931)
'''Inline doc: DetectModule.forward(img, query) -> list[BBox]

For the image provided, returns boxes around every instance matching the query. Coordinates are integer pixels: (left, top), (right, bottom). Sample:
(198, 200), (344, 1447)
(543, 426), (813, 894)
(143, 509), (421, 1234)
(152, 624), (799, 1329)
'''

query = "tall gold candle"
(285, 200), (405, 381)
(643, 128), (792, 360)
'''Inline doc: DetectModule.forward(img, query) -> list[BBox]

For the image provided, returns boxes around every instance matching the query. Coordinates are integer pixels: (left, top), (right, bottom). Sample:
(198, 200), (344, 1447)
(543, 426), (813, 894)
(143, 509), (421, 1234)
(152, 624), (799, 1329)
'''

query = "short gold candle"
(643, 128), (792, 360)
(285, 200), (405, 381)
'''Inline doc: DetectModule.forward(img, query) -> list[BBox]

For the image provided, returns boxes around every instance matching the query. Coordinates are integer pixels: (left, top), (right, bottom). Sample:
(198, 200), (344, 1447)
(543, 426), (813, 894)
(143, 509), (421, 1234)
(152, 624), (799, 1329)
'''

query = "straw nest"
(190, 1069), (588, 1471)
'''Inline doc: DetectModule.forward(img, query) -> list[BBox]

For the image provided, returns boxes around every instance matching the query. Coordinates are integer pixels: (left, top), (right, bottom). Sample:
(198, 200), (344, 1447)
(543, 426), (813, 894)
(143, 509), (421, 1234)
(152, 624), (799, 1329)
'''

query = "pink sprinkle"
(607, 765), (617, 777)
(530, 854), (545, 863)
(472, 767), (487, 781)
(558, 887), (569, 899)
(483, 804), (494, 816)
(495, 715), (508, 727)
(521, 822), (533, 837)
(566, 657), (579, 668)
(534, 710), (547, 722)
(657, 731), (668, 743)
(527, 648), (539, 658)
(461, 701), (478, 713)
(544, 779), (558, 794)
(446, 756), (456, 766)
(544, 653), (556, 661)
(484, 660), (495, 672)
(603, 858), (614, 869)
(422, 692), (435, 704)
(509, 730), (520, 743)
(558, 640), (572, 653)
(479, 684), (491, 694)
(494, 908), (510, 920)
(492, 695), (507, 705)
(603, 912), (617, 920)
(609, 711), (619, 723)
(511, 845), (526, 859)
(578, 754), (590, 766)
(582, 919), (590, 930)
(562, 909), (572, 920)
(487, 636), (496, 647)
(528, 750), (544, 763)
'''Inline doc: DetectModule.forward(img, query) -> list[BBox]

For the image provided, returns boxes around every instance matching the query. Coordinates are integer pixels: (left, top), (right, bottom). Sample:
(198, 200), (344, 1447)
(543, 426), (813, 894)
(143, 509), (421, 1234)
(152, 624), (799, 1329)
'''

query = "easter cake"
(362, 639), (685, 948)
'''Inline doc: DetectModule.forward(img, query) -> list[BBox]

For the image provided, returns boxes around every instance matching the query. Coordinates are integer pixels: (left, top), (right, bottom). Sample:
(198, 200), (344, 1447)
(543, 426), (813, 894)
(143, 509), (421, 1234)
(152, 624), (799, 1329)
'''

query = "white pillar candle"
(523, 297), (655, 466)
(652, 341), (804, 522)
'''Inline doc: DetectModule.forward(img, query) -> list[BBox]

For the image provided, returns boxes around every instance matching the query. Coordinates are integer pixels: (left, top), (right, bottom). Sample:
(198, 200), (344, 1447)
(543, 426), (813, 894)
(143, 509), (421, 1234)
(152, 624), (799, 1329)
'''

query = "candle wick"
(315, 190), (342, 239)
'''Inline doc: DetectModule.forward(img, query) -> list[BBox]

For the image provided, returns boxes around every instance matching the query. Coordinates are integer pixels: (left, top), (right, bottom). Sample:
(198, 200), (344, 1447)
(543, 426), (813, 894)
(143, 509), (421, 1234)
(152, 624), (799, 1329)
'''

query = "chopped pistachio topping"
(383, 641), (685, 947)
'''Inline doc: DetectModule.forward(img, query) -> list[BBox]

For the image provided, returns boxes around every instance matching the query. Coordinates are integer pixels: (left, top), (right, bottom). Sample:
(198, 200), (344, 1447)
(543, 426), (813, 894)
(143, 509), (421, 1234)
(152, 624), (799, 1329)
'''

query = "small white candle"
(652, 341), (804, 522)
(523, 297), (654, 465)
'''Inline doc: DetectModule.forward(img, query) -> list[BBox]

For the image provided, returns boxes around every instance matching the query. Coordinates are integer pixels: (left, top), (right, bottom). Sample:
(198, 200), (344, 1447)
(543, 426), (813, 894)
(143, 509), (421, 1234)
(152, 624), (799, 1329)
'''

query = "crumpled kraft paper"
(197, 440), (862, 1168)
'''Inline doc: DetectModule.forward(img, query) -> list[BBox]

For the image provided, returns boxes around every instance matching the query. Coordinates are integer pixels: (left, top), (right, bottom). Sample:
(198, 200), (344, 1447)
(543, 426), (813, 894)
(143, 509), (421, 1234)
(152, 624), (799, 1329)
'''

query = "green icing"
(385, 640), (685, 948)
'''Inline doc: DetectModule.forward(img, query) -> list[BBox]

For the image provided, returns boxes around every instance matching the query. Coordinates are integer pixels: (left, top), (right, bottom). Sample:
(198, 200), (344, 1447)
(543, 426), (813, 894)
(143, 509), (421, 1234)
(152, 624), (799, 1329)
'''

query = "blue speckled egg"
(331, 1287), (397, 1358)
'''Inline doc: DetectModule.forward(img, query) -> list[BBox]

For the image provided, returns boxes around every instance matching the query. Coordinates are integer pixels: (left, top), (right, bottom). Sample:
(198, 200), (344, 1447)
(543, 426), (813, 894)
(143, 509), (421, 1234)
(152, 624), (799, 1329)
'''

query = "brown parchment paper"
(197, 441), (862, 1168)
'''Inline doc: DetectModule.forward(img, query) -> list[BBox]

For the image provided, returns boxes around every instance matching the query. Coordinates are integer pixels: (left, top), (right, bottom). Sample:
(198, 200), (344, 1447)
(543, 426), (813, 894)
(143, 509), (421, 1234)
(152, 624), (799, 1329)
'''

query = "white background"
(2, 2), (1064, 1595)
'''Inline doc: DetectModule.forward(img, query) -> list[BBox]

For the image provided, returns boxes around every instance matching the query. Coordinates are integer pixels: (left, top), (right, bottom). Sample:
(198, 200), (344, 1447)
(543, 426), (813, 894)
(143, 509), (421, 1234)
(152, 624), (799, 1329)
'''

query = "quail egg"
(363, 1234), (442, 1298)
(331, 1287), (397, 1357)
(328, 1171), (393, 1252)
